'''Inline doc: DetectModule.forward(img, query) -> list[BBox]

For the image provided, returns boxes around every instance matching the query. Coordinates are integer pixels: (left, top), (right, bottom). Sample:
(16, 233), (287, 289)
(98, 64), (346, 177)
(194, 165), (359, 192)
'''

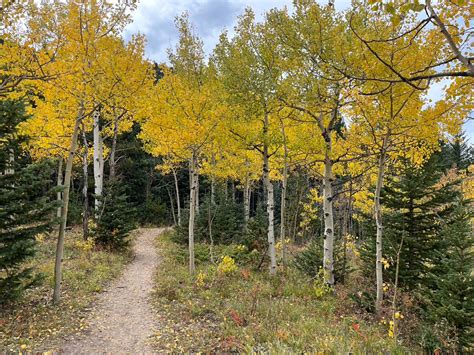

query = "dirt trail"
(60, 228), (163, 354)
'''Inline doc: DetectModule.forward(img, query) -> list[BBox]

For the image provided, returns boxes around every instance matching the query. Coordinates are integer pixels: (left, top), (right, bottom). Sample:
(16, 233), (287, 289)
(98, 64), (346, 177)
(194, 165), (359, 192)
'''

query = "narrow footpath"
(61, 228), (163, 353)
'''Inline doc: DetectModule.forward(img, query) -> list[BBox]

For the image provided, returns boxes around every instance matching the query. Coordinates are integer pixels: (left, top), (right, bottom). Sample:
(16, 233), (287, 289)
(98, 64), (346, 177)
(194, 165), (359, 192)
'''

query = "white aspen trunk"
(109, 117), (119, 180)
(244, 159), (251, 232)
(322, 87), (341, 286)
(375, 138), (388, 315)
(211, 153), (216, 206)
(231, 180), (236, 202)
(280, 177), (287, 266)
(53, 105), (82, 304)
(188, 153), (198, 274)
(243, 177), (250, 233)
(263, 112), (277, 276)
(56, 158), (63, 219)
(323, 147), (335, 286)
(99, 133), (104, 186)
(172, 168), (181, 226)
(5, 149), (14, 175)
(82, 130), (89, 240)
(195, 172), (199, 214)
(280, 120), (289, 266)
(93, 108), (103, 212)
(210, 176), (215, 206)
(341, 197), (348, 284)
(167, 187), (177, 225)
(264, 163), (277, 276)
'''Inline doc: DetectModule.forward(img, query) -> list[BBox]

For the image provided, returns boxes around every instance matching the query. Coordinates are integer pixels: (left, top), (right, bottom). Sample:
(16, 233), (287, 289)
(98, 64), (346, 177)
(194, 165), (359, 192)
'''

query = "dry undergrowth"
(0, 228), (133, 353)
(150, 230), (407, 353)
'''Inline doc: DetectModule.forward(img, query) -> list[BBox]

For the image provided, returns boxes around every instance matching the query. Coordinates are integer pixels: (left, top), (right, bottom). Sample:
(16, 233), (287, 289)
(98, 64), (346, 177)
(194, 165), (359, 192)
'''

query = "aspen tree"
(279, 117), (289, 266)
(140, 15), (222, 273)
(93, 108), (103, 212)
(56, 158), (63, 219)
(11, 0), (144, 301)
(94, 34), (152, 182)
(53, 105), (83, 303)
(199, 124), (261, 232)
(157, 161), (184, 226)
(173, 168), (182, 226)
(353, 0), (473, 81)
(269, 2), (357, 285)
(346, 10), (473, 313)
(26, 0), (136, 303)
(214, 9), (284, 275)
(81, 127), (90, 240)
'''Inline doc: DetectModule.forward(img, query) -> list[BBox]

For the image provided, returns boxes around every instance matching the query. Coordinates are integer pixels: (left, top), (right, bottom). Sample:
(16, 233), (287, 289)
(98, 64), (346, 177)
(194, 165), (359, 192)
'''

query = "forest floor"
(3, 227), (218, 353)
(59, 228), (163, 353)
(148, 231), (408, 353)
(2, 228), (408, 353)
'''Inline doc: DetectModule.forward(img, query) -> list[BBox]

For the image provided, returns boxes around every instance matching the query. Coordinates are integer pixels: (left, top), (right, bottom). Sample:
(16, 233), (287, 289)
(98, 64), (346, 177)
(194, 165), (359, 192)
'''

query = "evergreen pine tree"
(243, 201), (268, 253)
(196, 188), (244, 245)
(93, 180), (137, 251)
(424, 198), (473, 352)
(0, 99), (58, 303)
(118, 124), (172, 226)
(293, 237), (350, 282)
(440, 133), (473, 172)
(176, 183), (245, 245)
(361, 153), (461, 290)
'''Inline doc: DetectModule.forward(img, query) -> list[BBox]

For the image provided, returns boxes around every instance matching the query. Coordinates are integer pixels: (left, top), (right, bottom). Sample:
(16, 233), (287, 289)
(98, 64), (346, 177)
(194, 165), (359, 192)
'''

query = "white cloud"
(124, 0), (352, 62)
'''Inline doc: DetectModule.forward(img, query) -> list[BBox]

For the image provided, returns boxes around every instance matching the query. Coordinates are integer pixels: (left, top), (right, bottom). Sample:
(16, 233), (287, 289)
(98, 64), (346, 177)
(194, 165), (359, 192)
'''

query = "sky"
(123, 0), (283, 63)
(123, 0), (473, 140)
(123, 0), (353, 63)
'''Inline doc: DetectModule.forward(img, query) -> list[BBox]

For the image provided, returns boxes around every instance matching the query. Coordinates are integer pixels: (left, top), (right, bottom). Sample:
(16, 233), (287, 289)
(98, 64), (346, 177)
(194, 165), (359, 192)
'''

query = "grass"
(0, 227), (134, 353)
(151, 230), (409, 353)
